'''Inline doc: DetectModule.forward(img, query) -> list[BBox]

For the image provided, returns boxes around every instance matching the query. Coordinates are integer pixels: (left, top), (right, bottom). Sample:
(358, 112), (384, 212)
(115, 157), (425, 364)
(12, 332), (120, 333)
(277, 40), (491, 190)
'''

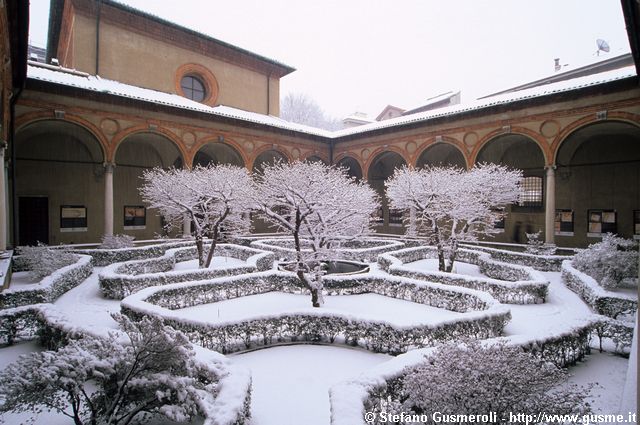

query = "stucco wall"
(69, 13), (278, 115)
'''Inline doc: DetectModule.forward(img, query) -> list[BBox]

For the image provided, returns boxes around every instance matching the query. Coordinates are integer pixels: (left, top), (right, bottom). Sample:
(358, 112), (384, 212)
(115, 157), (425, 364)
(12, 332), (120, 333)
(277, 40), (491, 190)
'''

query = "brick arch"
(189, 136), (248, 169)
(550, 112), (640, 165)
(16, 111), (109, 162)
(110, 124), (187, 165)
(413, 136), (470, 169)
(363, 145), (409, 180)
(471, 126), (550, 166)
(248, 144), (293, 171)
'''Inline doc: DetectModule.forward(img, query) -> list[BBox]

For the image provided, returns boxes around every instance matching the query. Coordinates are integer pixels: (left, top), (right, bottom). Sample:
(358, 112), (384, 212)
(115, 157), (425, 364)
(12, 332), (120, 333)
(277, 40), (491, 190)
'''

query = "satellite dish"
(596, 39), (610, 55)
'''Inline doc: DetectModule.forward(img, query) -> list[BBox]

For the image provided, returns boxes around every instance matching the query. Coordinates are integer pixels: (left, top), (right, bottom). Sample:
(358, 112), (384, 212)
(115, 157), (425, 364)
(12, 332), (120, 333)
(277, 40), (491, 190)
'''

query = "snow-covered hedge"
(0, 255), (93, 309)
(250, 237), (406, 262)
(0, 303), (252, 425)
(330, 321), (597, 425)
(561, 260), (637, 320)
(71, 240), (195, 266)
(99, 244), (274, 299)
(120, 271), (510, 355)
(0, 304), (42, 345)
(461, 243), (571, 271)
(592, 316), (635, 355)
(378, 246), (548, 304)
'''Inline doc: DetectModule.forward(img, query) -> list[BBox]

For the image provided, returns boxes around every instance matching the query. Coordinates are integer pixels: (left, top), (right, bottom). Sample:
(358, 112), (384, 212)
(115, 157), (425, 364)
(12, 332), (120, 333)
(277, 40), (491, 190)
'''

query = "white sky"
(28, 0), (631, 120)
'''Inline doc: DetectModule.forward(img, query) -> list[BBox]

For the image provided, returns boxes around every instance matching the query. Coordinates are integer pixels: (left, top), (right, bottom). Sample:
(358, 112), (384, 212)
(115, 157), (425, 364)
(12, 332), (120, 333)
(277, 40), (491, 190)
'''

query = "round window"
(180, 75), (206, 102)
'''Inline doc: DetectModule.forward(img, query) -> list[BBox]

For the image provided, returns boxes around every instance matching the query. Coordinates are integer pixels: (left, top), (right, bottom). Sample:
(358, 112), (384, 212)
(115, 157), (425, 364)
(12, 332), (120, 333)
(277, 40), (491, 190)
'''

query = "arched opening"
(368, 151), (407, 233)
(252, 149), (287, 172)
(15, 120), (105, 245)
(416, 143), (466, 169)
(193, 142), (244, 168)
(475, 134), (546, 244)
(336, 156), (363, 180)
(556, 121), (640, 247)
(115, 132), (184, 239)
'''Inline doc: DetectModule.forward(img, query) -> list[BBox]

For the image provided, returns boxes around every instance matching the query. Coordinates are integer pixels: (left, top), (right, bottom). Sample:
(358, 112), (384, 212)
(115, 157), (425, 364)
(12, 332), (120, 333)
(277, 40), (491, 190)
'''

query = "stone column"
(544, 165), (556, 245)
(183, 213), (192, 238)
(0, 142), (7, 250)
(104, 162), (115, 237)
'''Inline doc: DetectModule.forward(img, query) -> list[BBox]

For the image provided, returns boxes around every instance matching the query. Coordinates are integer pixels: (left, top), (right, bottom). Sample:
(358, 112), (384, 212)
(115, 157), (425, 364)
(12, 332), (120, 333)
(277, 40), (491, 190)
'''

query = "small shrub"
(398, 340), (590, 422)
(100, 234), (135, 249)
(18, 243), (78, 280)
(525, 231), (555, 255)
(0, 313), (219, 425)
(573, 233), (638, 290)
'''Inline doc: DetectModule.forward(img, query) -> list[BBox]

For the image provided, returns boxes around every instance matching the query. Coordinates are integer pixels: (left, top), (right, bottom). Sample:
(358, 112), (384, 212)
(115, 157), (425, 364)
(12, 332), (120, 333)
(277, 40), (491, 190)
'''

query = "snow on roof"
(27, 62), (332, 138)
(27, 62), (636, 140)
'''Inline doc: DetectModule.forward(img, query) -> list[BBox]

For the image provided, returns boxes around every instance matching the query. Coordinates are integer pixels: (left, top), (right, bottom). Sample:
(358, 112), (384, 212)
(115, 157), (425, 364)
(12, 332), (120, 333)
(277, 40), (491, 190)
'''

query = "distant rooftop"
(479, 52), (633, 99)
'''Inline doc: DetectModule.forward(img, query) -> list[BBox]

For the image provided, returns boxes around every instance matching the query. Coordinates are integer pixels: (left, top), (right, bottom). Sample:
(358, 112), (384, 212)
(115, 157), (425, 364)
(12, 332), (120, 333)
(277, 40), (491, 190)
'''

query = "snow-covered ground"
(504, 271), (593, 337)
(232, 345), (391, 425)
(173, 292), (462, 326)
(54, 266), (121, 330)
(173, 256), (247, 271)
(8, 270), (39, 286)
(402, 258), (485, 278)
(567, 351), (630, 416)
(0, 256), (635, 424)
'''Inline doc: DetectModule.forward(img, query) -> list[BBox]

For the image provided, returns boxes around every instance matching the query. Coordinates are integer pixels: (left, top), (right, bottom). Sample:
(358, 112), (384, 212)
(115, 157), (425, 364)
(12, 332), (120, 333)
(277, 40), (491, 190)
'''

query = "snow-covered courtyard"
(0, 235), (636, 425)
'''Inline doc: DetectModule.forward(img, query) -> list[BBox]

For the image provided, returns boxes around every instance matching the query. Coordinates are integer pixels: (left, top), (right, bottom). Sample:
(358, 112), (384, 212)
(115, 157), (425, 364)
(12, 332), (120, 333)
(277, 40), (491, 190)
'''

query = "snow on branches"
(397, 340), (590, 420)
(252, 161), (379, 307)
(386, 163), (521, 272)
(139, 164), (253, 268)
(0, 313), (220, 425)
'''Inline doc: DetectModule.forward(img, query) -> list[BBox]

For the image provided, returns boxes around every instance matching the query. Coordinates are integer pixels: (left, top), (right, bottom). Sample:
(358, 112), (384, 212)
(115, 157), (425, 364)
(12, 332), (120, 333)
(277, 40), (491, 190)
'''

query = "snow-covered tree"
(386, 164), (521, 272)
(0, 314), (219, 425)
(100, 234), (135, 249)
(252, 161), (378, 307)
(280, 93), (342, 130)
(140, 164), (253, 268)
(18, 243), (78, 279)
(573, 233), (638, 290)
(398, 340), (590, 421)
(525, 231), (555, 255)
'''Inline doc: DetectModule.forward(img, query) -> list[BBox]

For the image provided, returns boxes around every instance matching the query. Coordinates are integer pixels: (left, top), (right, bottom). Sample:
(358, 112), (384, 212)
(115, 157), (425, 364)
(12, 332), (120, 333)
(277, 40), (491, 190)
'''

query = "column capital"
(544, 164), (557, 171)
(103, 162), (116, 172)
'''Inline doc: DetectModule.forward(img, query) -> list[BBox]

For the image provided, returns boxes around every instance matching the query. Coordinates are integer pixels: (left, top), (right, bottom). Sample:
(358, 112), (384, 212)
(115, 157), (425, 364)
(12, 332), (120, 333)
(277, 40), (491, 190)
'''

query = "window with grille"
(518, 176), (543, 207)
(587, 209), (616, 237)
(555, 209), (574, 236)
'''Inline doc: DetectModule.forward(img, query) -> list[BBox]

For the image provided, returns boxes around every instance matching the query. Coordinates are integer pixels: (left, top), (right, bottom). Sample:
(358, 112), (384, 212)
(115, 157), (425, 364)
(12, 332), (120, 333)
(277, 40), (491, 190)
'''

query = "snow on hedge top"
(27, 62), (636, 138)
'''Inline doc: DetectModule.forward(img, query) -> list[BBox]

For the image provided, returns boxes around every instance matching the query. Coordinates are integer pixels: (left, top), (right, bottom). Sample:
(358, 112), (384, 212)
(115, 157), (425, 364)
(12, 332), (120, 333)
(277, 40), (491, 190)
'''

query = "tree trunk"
(204, 226), (219, 268)
(293, 209), (320, 307)
(432, 223), (446, 272)
(445, 239), (459, 273)
(195, 235), (205, 268)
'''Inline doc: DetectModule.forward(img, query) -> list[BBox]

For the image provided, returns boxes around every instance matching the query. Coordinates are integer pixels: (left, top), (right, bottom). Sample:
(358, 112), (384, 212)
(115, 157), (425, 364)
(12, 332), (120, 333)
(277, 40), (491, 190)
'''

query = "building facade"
(6, 0), (640, 248)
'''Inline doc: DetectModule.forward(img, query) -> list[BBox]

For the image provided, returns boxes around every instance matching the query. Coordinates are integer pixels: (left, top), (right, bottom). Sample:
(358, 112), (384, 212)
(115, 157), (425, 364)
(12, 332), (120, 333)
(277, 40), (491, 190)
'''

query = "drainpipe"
(266, 72), (271, 115)
(95, 0), (102, 75)
(9, 85), (24, 248)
